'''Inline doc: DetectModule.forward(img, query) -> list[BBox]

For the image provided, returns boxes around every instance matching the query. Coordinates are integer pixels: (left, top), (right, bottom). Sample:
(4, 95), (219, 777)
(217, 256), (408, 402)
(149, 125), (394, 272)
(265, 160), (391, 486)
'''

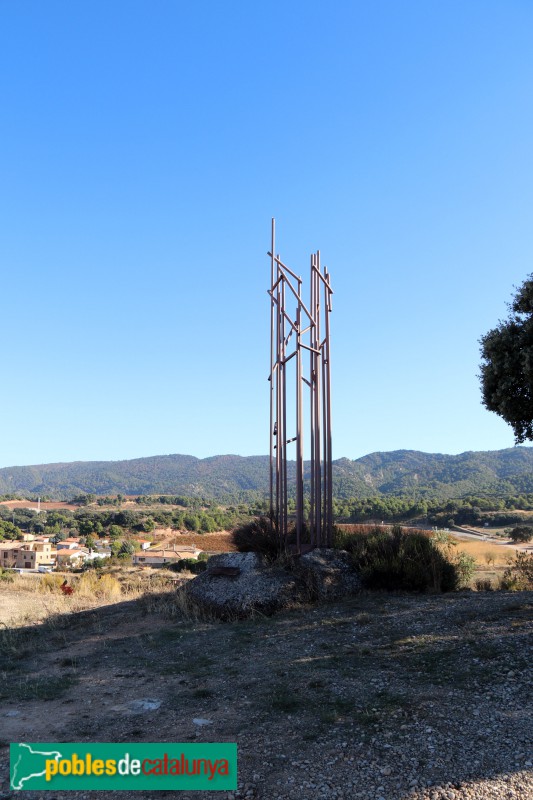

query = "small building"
(0, 541), (54, 570)
(0, 542), (22, 569)
(93, 544), (112, 556)
(133, 546), (202, 567)
(84, 550), (111, 562)
(55, 548), (90, 568)
(56, 538), (82, 551)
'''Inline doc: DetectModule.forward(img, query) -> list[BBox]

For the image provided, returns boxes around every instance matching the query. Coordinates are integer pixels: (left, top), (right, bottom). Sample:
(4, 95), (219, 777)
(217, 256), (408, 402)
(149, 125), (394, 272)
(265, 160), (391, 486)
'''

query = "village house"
(55, 548), (90, 568)
(56, 538), (82, 550)
(0, 541), (54, 570)
(84, 549), (111, 562)
(19, 533), (50, 542)
(132, 546), (202, 566)
(0, 542), (20, 568)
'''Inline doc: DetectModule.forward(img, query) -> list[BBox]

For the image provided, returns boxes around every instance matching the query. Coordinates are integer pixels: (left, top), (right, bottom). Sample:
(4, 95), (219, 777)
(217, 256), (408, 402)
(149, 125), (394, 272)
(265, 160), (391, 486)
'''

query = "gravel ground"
(0, 589), (531, 799)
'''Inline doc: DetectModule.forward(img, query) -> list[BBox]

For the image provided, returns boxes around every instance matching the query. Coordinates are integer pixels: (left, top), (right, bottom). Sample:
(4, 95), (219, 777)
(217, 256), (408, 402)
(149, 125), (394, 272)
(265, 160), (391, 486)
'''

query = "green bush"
(333, 525), (458, 593)
(453, 550), (476, 587)
(169, 559), (207, 574)
(82, 557), (107, 571)
(499, 552), (533, 590)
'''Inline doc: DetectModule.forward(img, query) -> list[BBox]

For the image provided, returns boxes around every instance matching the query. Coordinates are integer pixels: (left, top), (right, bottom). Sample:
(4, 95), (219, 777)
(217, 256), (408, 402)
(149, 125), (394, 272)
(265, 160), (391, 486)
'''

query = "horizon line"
(0, 444), (530, 471)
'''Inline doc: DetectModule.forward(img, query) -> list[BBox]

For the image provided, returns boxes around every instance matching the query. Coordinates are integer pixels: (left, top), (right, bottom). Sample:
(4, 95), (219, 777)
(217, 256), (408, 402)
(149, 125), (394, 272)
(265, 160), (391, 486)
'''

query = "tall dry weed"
(76, 572), (122, 600)
(39, 574), (65, 593)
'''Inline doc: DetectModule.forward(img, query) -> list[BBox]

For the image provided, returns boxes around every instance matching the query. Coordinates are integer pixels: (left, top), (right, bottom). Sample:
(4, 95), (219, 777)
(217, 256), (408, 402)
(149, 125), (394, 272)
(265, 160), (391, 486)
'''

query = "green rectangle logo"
(10, 742), (237, 791)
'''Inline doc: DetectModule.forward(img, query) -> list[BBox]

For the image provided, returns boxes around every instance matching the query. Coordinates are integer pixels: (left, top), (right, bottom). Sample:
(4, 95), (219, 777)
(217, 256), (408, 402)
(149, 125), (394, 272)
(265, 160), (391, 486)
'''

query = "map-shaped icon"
(11, 743), (63, 790)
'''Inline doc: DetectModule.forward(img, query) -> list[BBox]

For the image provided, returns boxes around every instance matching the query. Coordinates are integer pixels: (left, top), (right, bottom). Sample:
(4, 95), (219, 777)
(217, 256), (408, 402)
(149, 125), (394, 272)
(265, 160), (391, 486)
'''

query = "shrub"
(0, 567), (14, 582)
(333, 525), (458, 592)
(232, 517), (284, 562)
(82, 557), (107, 571)
(169, 559), (207, 574)
(499, 552), (533, 590)
(431, 531), (476, 587)
(453, 551), (476, 587)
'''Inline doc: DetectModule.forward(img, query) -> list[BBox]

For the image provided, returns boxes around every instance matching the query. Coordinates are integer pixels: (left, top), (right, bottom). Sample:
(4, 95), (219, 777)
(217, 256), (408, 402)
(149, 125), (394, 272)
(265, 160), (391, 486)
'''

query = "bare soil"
(154, 529), (238, 552)
(0, 577), (531, 800)
(0, 501), (79, 511)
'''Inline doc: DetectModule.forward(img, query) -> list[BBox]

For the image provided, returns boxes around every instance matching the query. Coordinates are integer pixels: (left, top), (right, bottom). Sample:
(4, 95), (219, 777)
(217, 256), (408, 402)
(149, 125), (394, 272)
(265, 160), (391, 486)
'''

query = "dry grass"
(0, 566), (187, 629)
(442, 536), (526, 590)
(450, 538), (518, 566)
(75, 572), (122, 599)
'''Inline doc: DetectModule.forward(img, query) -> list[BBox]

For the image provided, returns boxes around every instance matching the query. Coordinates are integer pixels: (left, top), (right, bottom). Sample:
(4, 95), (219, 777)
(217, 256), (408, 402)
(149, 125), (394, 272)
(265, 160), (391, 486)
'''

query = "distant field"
(0, 500), (78, 511)
(336, 523), (429, 535)
(0, 499), (188, 512)
(154, 529), (238, 552)
(450, 537), (519, 566)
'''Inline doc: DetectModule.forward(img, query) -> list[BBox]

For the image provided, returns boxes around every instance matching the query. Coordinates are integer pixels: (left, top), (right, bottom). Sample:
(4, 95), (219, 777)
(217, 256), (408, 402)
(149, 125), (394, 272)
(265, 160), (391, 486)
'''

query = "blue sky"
(1, 1), (532, 468)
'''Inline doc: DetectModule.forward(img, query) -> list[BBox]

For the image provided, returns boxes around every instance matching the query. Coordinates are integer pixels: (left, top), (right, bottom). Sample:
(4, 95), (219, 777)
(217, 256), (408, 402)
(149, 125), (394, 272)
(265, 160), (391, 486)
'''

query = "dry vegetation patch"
(448, 536), (532, 590)
(0, 568), (182, 629)
(451, 537), (522, 565)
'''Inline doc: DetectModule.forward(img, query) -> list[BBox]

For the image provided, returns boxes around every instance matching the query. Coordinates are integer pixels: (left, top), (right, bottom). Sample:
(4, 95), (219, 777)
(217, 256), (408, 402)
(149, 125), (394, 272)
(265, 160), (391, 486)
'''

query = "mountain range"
(1, 448), (533, 501)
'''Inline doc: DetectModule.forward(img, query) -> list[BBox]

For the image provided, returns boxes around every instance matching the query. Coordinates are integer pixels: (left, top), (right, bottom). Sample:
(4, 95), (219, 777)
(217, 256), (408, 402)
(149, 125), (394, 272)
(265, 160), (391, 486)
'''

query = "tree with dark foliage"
(509, 525), (533, 543)
(480, 275), (533, 443)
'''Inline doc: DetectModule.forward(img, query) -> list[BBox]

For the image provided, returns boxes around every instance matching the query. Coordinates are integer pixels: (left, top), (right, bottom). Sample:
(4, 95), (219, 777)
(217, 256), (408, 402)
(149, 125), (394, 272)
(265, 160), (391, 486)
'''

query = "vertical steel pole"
(296, 304), (303, 551)
(309, 253), (316, 548)
(269, 219), (275, 530)
(281, 276), (288, 541)
(313, 252), (322, 546)
(322, 328), (328, 545)
(324, 268), (333, 543)
(275, 260), (282, 540)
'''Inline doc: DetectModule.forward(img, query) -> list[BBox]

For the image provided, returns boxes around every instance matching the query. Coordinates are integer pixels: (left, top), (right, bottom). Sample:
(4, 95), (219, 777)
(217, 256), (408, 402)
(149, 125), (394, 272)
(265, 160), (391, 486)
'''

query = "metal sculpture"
(268, 219), (333, 553)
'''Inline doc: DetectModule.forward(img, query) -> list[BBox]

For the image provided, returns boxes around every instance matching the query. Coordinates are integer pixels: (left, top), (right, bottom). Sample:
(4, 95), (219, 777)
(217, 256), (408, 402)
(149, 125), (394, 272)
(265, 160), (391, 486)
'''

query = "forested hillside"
(1, 447), (533, 502)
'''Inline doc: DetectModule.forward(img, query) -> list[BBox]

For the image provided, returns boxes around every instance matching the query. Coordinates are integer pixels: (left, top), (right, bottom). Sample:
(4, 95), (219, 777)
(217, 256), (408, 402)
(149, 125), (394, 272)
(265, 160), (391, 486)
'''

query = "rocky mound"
(185, 549), (362, 619)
